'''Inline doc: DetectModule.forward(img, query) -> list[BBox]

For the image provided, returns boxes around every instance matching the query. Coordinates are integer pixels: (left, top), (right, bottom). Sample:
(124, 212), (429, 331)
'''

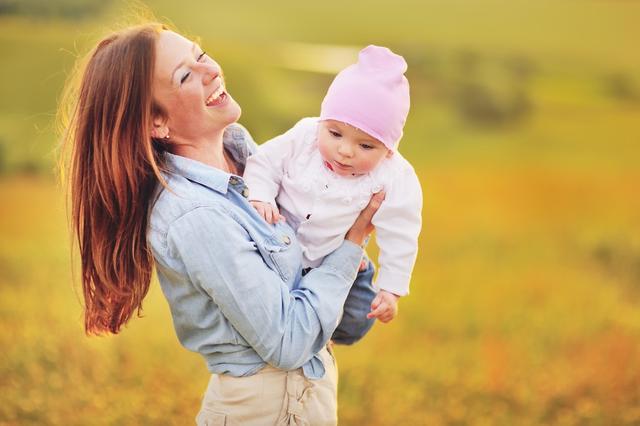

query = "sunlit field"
(1, 0), (640, 424)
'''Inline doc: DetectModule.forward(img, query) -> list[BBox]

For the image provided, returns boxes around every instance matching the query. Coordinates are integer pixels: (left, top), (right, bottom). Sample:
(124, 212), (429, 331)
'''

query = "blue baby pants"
(331, 259), (377, 345)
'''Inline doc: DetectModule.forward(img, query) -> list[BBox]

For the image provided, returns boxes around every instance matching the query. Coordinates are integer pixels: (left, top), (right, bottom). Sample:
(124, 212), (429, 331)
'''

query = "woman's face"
(153, 31), (241, 141)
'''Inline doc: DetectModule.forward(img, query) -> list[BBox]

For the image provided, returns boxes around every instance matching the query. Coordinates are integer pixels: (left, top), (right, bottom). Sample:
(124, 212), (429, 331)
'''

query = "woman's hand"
(345, 191), (385, 246)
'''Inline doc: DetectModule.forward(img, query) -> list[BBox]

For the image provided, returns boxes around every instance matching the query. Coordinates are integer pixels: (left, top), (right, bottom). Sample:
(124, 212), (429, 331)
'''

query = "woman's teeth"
(206, 85), (225, 106)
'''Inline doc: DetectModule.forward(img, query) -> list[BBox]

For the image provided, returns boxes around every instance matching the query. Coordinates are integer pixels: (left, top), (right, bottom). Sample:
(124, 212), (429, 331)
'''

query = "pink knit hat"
(320, 45), (410, 151)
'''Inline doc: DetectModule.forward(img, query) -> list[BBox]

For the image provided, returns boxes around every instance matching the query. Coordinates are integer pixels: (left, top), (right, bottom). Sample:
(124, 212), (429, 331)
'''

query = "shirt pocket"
(261, 244), (294, 284)
(258, 230), (301, 285)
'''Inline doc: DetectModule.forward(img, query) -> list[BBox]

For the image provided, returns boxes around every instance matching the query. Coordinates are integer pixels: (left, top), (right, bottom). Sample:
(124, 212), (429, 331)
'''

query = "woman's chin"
(222, 97), (242, 124)
(230, 101), (242, 122)
(208, 101), (241, 129)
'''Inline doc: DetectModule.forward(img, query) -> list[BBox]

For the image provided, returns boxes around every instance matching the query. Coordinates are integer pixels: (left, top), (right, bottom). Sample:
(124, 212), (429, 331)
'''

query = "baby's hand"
(367, 290), (399, 323)
(250, 200), (285, 225)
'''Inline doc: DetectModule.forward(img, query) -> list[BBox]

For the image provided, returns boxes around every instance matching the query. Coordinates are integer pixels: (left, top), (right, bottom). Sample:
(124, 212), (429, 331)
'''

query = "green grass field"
(1, 0), (640, 424)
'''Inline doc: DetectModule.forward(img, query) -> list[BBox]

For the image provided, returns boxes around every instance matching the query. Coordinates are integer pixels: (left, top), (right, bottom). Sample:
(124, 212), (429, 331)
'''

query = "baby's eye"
(197, 51), (206, 62)
(329, 130), (341, 138)
(360, 144), (374, 150)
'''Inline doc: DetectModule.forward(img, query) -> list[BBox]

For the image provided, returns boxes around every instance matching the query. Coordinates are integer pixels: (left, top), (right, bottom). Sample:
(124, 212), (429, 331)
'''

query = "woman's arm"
(166, 193), (383, 370)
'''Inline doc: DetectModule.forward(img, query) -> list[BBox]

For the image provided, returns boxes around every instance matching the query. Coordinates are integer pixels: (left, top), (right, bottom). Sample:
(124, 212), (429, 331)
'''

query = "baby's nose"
(338, 144), (353, 157)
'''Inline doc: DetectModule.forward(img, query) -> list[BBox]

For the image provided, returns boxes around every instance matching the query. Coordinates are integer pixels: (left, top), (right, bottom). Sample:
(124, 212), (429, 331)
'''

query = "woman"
(60, 23), (383, 425)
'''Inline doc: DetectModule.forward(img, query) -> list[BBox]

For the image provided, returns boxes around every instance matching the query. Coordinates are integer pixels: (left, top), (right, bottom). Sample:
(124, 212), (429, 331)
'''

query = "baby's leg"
(331, 258), (377, 345)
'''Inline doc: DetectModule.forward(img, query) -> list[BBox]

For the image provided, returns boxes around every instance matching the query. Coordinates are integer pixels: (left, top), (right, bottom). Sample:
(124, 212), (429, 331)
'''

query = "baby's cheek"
(317, 142), (331, 161)
(359, 158), (379, 173)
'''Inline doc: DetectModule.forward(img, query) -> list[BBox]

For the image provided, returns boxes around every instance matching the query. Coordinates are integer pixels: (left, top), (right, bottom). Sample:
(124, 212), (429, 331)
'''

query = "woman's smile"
(205, 77), (226, 107)
(205, 89), (227, 107)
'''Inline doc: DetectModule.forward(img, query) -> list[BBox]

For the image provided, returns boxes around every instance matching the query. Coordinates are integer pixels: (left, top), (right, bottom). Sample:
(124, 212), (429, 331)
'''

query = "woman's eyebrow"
(170, 42), (197, 82)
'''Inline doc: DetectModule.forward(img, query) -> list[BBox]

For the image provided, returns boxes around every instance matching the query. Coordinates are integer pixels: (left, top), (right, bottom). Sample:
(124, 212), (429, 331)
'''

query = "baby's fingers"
(264, 206), (274, 224)
(370, 293), (383, 311)
(378, 311), (395, 323)
(267, 205), (282, 224)
(367, 301), (388, 319)
(254, 204), (267, 220)
(359, 259), (367, 271)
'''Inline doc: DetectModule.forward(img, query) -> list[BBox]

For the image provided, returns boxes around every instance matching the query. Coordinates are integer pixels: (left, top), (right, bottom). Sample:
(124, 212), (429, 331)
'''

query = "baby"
(244, 45), (422, 328)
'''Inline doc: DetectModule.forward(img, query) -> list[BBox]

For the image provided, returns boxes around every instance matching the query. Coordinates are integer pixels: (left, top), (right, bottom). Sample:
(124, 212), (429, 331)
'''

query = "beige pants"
(196, 346), (338, 426)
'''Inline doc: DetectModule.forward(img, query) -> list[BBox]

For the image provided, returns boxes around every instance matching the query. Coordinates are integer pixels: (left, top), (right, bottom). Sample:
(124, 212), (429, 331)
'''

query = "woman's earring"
(164, 133), (170, 139)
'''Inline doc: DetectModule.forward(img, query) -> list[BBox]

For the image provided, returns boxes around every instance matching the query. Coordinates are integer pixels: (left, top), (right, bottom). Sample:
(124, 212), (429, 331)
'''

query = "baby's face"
(317, 120), (392, 177)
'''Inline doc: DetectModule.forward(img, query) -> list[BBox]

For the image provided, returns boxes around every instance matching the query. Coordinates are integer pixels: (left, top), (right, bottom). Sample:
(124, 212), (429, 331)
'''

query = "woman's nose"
(198, 63), (220, 85)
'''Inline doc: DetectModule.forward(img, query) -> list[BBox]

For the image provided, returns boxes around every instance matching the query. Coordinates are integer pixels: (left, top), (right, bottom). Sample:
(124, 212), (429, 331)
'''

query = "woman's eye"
(179, 52), (206, 85)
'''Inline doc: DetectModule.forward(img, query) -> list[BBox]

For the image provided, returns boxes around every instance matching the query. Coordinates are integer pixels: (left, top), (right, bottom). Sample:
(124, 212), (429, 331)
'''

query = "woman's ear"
(150, 117), (169, 139)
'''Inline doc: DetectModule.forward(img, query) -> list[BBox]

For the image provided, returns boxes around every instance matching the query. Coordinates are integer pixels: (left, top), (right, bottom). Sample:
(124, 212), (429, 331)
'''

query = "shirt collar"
(164, 152), (233, 194)
(162, 123), (254, 194)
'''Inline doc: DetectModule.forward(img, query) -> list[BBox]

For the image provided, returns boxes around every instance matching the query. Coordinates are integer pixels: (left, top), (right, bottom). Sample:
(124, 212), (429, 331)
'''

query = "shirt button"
(282, 235), (291, 245)
(241, 187), (250, 198)
(229, 176), (240, 185)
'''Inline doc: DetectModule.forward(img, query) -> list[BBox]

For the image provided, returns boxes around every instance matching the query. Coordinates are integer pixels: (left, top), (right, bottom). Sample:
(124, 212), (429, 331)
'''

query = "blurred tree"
(0, 142), (5, 175)
(0, 0), (110, 19)
(504, 55), (536, 85)
(16, 159), (42, 176)
(451, 50), (534, 126)
(592, 241), (640, 299)
(604, 72), (640, 103)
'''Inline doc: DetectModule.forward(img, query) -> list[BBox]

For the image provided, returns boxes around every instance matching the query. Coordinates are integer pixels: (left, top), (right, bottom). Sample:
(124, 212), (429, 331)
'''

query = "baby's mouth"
(325, 160), (352, 173)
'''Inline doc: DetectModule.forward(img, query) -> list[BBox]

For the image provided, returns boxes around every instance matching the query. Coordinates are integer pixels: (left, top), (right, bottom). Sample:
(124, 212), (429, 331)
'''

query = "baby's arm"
(244, 118), (316, 223)
(369, 166), (423, 320)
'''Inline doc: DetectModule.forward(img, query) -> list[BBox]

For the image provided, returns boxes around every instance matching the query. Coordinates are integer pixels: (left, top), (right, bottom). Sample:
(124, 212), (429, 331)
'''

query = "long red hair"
(59, 23), (169, 334)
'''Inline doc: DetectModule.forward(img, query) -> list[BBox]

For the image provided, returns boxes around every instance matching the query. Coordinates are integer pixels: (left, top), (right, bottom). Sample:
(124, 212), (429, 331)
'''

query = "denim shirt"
(148, 124), (363, 379)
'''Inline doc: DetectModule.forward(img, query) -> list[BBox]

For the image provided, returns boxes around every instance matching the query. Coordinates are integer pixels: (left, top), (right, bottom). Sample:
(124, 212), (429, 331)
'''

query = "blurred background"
(1, 0), (639, 424)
